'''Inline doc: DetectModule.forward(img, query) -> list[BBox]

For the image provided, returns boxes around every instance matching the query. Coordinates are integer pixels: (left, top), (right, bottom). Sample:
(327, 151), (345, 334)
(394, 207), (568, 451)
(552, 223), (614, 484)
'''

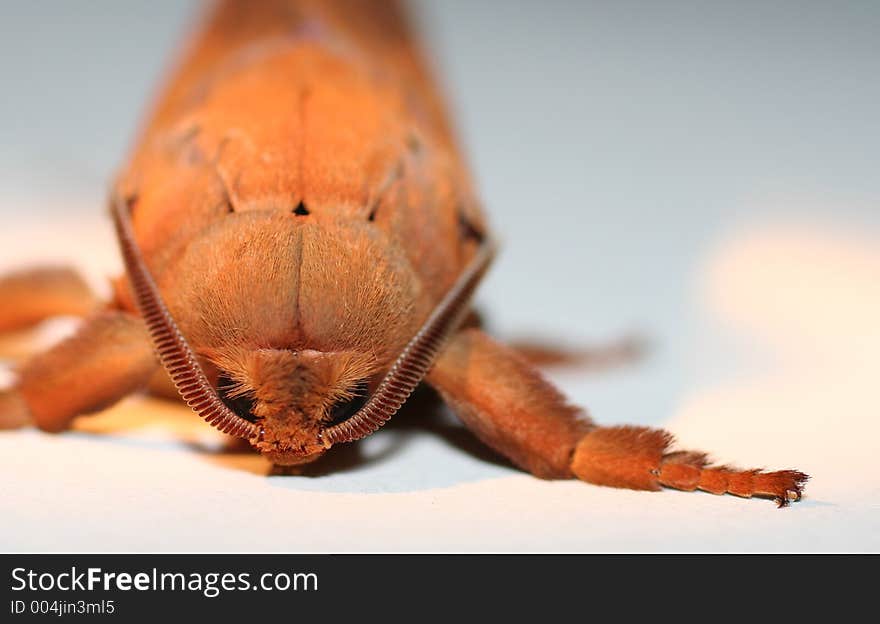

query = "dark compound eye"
(217, 373), (258, 423)
(326, 381), (370, 427)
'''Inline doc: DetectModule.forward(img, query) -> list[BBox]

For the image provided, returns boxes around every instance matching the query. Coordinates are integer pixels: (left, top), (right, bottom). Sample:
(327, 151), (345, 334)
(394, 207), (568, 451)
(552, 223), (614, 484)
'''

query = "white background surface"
(0, 1), (878, 552)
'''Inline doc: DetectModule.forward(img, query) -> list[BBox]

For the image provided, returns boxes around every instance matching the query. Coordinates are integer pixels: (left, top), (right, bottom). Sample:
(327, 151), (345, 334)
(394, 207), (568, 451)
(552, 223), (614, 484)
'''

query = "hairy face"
(160, 213), (427, 466)
(210, 347), (379, 464)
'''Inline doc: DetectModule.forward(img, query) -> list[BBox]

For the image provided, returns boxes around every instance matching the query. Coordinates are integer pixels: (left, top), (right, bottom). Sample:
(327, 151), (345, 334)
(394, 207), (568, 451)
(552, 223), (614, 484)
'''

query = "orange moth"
(0, 0), (807, 505)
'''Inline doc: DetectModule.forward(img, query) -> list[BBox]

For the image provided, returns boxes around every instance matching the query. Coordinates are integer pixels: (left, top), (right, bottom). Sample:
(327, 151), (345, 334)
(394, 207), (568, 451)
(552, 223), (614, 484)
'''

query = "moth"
(0, 0), (807, 505)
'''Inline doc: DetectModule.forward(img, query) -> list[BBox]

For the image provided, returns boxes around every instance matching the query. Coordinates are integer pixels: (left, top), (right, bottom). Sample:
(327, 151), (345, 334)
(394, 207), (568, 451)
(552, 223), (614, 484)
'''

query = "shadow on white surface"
(1, 211), (878, 551)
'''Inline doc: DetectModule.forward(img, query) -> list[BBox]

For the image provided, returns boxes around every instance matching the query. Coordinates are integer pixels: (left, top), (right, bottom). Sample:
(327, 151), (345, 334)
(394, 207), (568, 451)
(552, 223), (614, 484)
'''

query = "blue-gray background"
(0, 2), (877, 551)
(1, 1), (878, 424)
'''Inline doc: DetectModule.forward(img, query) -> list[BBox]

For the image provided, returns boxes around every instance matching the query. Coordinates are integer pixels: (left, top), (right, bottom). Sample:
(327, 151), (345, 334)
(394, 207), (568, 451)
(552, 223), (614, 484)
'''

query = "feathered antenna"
(111, 193), (260, 440)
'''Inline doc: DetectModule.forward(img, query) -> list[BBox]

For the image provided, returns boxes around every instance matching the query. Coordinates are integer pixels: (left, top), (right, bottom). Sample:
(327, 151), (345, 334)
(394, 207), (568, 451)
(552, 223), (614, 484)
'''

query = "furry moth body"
(0, 0), (807, 505)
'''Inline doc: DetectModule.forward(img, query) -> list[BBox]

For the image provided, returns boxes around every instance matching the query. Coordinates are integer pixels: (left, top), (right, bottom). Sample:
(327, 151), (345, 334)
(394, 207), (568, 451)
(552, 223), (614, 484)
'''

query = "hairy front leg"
(0, 266), (100, 332)
(427, 328), (808, 505)
(0, 311), (158, 431)
(427, 328), (593, 478)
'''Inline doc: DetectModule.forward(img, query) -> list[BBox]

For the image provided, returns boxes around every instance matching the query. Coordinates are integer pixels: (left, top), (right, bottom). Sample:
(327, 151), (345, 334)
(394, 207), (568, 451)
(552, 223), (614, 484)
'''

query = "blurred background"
(0, 1), (877, 551)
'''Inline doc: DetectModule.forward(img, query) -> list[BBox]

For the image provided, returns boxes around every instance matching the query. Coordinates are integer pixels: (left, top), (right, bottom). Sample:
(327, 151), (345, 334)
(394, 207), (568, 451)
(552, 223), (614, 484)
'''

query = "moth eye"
(326, 381), (369, 427)
(217, 373), (258, 422)
(457, 209), (485, 244)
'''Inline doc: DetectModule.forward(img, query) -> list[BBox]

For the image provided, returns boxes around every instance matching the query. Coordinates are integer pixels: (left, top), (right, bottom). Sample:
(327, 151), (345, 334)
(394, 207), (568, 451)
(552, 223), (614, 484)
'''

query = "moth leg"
(428, 328), (808, 504)
(426, 328), (594, 478)
(0, 310), (158, 432)
(0, 266), (100, 332)
(509, 333), (647, 369)
(571, 427), (808, 506)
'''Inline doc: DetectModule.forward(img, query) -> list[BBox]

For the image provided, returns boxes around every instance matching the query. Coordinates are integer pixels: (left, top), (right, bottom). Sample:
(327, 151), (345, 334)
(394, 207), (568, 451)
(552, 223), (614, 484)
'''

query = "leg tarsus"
(571, 425), (809, 506)
(665, 464), (809, 507)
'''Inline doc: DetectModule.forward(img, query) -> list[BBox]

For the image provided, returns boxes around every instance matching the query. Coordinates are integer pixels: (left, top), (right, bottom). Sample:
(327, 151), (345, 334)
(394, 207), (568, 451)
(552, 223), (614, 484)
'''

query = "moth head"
(209, 347), (378, 465)
(111, 193), (493, 470)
